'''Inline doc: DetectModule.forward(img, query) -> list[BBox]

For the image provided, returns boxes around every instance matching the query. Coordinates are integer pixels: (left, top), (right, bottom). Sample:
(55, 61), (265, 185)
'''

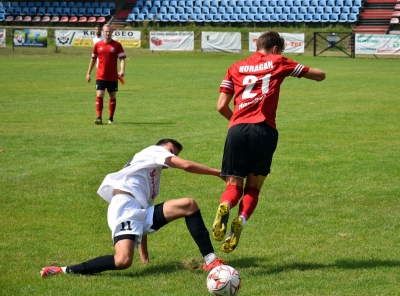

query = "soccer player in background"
(212, 30), (326, 253)
(86, 24), (125, 125)
(41, 139), (226, 277)
(92, 24), (104, 45)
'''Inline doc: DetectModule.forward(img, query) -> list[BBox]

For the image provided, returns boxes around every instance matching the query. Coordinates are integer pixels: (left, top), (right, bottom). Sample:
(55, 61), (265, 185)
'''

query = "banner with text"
(201, 32), (241, 53)
(249, 32), (305, 53)
(55, 30), (141, 48)
(13, 29), (48, 47)
(0, 29), (5, 47)
(355, 34), (400, 54)
(149, 31), (194, 51)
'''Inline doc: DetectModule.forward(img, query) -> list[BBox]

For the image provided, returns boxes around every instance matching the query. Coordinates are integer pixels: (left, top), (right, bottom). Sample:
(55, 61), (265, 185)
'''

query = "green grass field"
(0, 47), (399, 295)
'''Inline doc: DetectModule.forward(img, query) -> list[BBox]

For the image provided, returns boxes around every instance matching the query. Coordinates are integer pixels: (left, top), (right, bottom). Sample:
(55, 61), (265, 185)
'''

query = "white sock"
(61, 267), (67, 273)
(238, 215), (247, 226)
(204, 253), (217, 265)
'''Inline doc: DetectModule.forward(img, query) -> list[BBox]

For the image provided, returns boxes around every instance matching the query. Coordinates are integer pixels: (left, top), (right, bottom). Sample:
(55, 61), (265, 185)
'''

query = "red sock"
(220, 184), (243, 208)
(95, 97), (103, 117)
(238, 187), (260, 220)
(109, 98), (116, 118)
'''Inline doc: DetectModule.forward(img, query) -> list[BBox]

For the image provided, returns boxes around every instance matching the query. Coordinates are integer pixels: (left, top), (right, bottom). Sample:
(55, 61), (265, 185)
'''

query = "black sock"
(66, 255), (116, 275)
(185, 210), (214, 257)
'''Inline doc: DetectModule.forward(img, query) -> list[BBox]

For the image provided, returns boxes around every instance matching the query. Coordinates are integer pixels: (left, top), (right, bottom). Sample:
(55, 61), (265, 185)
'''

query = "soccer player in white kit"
(41, 139), (226, 277)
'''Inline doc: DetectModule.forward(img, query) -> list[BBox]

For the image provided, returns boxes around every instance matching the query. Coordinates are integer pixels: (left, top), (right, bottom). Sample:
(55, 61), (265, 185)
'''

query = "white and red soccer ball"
(206, 265), (242, 296)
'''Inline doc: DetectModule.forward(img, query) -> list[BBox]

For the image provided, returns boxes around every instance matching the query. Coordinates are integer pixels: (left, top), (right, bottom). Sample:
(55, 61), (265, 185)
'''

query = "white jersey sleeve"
(97, 145), (174, 208)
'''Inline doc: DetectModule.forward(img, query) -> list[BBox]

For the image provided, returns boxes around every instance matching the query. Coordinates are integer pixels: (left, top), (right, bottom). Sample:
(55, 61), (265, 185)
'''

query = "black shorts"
(96, 80), (118, 92)
(221, 122), (279, 178)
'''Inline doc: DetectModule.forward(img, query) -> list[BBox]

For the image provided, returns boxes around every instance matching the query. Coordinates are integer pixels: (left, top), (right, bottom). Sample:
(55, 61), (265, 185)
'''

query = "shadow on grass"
(233, 258), (400, 275)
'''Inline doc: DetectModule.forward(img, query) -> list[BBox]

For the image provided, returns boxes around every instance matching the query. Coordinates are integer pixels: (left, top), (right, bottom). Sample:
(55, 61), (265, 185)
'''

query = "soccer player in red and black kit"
(212, 30), (326, 253)
(86, 24), (126, 125)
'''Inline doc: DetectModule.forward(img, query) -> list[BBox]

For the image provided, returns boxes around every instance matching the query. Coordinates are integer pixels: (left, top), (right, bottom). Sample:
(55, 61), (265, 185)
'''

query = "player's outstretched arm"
(303, 68), (326, 81)
(164, 156), (221, 177)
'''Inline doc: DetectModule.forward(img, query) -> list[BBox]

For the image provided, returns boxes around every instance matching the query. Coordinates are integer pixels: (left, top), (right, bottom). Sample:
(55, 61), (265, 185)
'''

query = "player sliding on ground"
(212, 30), (326, 253)
(41, 139), (226, 277)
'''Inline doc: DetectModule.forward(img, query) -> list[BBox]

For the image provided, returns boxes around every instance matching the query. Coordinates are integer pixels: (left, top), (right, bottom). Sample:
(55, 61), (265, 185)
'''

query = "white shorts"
(107, 194), (156, 249)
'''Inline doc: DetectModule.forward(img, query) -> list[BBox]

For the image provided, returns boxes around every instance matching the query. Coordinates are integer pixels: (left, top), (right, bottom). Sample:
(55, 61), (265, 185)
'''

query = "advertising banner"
(13, 29), (48, 47)
(249, 32), (305, 53)
(0, 29), (5, 47)
(55, 30), (141, 48)
(355, 34), (400, 54)
(149, 31), (194, 51)
(201, 32), (241, 53)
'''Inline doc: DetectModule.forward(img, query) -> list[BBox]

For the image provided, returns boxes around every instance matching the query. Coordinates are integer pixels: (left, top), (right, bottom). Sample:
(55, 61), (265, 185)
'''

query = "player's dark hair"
(256, 30), (285, 53)
(156, 139), (183, 153)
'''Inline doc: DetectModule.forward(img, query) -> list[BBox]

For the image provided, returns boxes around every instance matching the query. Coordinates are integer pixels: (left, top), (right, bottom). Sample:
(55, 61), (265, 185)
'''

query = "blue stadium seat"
(102, 8), (110, 16)
(326, 0), (336, 7)
(203, 0), (212, 7)
(259, 6), (266, 13)
(296, 13), (304, 21)
(186, 7), (193, 14)
(155, 13), (163, 21)
(302, 0), (310, 7)
(185, 0), (193, 7)
(194, 0), (202, 7)
(94, 7), (102, 16)
(178, 0), (185, 7)
(242, 6), (250, 13)
(3, 2), (11, 8)
(37, 7), (46, 15)
(69, 2), (77, 8)
(316, 6), (324, 13)
(218, 7), (226, 14)
(70, 7), (78, 15)
(262, 14), (271, 21)
(161, 0), (168, 7)
(336, 0), (344, 7)
(196, 13), (205, 21)
(319, 0), (327, 7)
(176, 6), (184, 14)
(221, 14), (230, 21)
(159, 6), (167, 13)
(342, 6), (350, 14)
(291, 6), (299, 13)
(150, 7), (158, 14)
(277, 0), (285, 7)
(204, 14), (213, 22)
(253, 0), (261, 6)
(86, 7), (94, 16)
(338, 13), (348, 21)
(230, 14), (238, 21)
(20, 2), (27, 8)
(170, 14), (180, 21)
(293, 0), (301, 7)
(11, 1), (18, 8)
(29, 6), (36, 14)
(92, 2), (99, 8)
(348, 12), (357, 22)
(62, 7), (70, 15)
(299, 6), (307, 14)
(353, 0), (362, 7)
(332, 6), (340, 14)
(202, 7), (209, 14)
(83, 2), (91, 9)
(245, 0), (253, 6)
(226, 6), (234, 14)
(261, 0), (269, 6)
(285, 0), (294, 7)
(279, 13), (287, 21)
(321, 13), (330, 21)
(126, 13), (135, 21)
(109, 2), (116, 10)
(310, 0), (319, 7)
(250, 6), (258, 14)
(77, 7), (85, 16)
(270, 13), (279, 21)
(234, 6), (242, 13)
(60, 1), (67, 8)
(238, 14), (246, 21)
(344, 0), (352, 6)
(21, 7), (29, 15)
(228, 0), (236, 7)
(181, 13), (189, 21)
(283, 6), (290, 14)
(254, 14), (263, 21)
(246, 14), (255, 21)
(287, 13), (296, 21)
(193, 6), (201, 14)
(269, 0), (277, 7)
(275, 7), (283, 14)
(220, 0), (229, 7)
(168, 6), (176, 14)
(237, 0), (245, 7)
(351, 6), (359, 14)
(0, 13), (5, 21)
(136, 13), (145, 21)
(266, 6), (274, 14)
(312, 13), (321, 21)
(304, 13), (313, 21)
(329, 13), (339, 21)
(76, 2), (83, 8)
(324, 6), (332, 14)
(45, 7), (54, 15)
(144, 0), (152, 8)
(210, 7), (217, 14)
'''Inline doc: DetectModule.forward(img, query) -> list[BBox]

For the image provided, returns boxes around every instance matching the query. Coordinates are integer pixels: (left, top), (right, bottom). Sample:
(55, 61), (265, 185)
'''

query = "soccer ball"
(206, 265), (242, 296)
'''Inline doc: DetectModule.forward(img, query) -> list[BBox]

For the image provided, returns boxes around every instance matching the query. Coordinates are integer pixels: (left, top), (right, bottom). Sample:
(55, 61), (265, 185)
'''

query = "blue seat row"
(128, 12), (358, 22)
(134, 0), (361, 9)
(133, 5), (359, 15)
(0, 1), (115, 10)
(3, 6), (110, 16)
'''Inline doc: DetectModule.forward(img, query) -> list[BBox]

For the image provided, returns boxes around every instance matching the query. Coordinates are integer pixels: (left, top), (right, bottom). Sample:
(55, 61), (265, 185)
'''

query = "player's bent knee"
(114, 255), (133, 270)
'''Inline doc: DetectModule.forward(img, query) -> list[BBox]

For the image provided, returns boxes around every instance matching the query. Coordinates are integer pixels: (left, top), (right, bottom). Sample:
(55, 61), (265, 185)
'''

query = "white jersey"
(93, 35), (104, 44)
(97, 145), (174, 209)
